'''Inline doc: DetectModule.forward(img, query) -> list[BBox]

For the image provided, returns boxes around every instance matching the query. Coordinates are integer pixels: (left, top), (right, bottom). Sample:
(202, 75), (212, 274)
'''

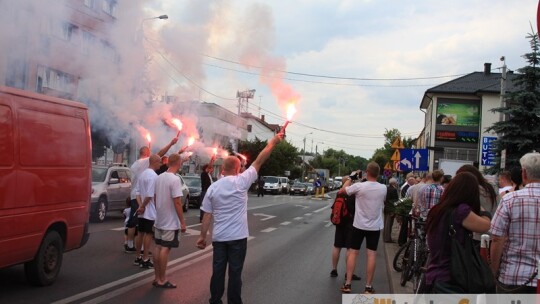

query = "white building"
(240, 113), (280, 142)
(418, 63), (519, 174)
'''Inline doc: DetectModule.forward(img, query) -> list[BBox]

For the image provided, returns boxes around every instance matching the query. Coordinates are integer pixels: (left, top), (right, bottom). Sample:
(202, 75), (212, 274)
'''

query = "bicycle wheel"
(414, 271), (426, 294)
(399, 241), (412, 286)
(393, 242), (409, 272)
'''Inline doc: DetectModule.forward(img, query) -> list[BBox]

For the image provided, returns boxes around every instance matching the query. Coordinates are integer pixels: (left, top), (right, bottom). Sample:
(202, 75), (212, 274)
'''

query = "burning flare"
(188, 137), (195, 146)
(286, 103), (297, 121)
(281, 103), (297, 133)
(213, 147), (218, 156)
(171, 118), (183, 137)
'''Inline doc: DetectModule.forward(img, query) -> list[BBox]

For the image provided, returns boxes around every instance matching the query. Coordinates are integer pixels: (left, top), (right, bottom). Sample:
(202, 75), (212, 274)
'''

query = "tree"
(370, 128), (414, 172)
(487, 32), (540, 172)
(238, 137), (299, 177)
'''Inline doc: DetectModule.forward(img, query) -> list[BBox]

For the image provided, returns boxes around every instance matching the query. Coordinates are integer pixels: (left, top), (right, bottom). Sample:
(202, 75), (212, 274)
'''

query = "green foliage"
(238, 137), (299, 177)
(487, 32), (540, 172)
(370, 128), (415, 173)
(309, 148), (368, 177)
(394, 197), (413, 216)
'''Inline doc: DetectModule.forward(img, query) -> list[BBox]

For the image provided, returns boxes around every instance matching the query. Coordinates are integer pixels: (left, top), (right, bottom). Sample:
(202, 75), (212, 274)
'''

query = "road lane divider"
(280, 221), (291, 226)
(261, 227), (277, 233)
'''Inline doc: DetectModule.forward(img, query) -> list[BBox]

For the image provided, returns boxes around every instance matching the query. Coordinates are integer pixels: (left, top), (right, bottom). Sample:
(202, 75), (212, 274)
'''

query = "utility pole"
(499, 56), (507, 170)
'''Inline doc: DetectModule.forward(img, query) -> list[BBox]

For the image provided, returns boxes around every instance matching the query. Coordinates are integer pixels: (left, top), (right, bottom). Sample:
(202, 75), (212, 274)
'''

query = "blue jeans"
(209, 238), (247, 304)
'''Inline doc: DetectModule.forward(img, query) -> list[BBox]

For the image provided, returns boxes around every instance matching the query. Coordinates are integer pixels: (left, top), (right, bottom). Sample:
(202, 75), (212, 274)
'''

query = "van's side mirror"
(109, 178), (119, 185)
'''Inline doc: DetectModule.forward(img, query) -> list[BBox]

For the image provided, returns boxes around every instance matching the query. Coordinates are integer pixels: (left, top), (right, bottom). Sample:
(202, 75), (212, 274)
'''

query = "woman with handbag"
(424, 172), (493, 293)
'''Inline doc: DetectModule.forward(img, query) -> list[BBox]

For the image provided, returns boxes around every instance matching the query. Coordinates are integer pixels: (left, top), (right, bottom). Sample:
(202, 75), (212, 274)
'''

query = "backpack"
(330, 193), (349, 225)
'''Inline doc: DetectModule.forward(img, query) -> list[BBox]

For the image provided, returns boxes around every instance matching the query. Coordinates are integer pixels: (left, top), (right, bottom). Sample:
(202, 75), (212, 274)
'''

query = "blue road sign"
(481, 136), (497, 166)
(400, 149), (428, 171)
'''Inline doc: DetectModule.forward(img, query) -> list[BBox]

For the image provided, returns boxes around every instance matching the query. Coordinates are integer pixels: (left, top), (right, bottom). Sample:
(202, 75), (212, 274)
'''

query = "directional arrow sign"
(399, 149), (428, 171)
(253, 213), (276, 221)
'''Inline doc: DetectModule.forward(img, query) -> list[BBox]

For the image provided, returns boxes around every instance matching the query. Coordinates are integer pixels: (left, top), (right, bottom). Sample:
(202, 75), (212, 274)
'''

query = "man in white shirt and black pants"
(197, 133), (284, 304)
(134, 154), (161, 269)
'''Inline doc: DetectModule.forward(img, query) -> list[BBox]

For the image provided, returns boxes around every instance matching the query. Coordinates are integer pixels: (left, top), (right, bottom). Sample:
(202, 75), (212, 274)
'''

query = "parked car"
(182, 175), (202, 208)
(176, 174), (190, 212)
(263, 176), (282, 194)
(304, 182), (315, 195)
(290, 182), (308, 196)
(91, 165), (132, 223)
(278, 177), (290, 194)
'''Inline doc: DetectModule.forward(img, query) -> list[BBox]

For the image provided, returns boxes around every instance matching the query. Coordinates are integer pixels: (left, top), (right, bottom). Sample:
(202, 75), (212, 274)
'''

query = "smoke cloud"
(0, 0), (289, 162)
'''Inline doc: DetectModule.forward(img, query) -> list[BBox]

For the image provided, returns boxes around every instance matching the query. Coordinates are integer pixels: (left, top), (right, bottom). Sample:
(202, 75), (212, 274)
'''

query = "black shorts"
(350, 227), (381, 251)
(126, 199), (139, 228)
(334, 223), (353, 248)
(137, 218), (155, 233)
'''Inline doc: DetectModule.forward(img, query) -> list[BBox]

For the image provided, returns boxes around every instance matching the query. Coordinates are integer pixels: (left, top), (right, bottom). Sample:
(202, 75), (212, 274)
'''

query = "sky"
(145, 0), (536, 159)
(0, 0), (536, 160)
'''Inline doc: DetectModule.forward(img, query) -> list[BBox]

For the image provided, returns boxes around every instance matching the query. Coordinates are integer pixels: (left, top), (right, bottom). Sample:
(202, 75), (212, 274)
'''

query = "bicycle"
(398, 216), (429, 293)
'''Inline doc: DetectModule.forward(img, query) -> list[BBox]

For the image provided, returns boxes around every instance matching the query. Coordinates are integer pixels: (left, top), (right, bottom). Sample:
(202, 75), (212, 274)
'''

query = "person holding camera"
(337, 162), (387, 294)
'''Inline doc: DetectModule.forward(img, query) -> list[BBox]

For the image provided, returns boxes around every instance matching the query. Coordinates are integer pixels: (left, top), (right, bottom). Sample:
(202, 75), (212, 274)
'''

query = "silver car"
(176, 174), (191, 212)
(91, 165), (132, 222)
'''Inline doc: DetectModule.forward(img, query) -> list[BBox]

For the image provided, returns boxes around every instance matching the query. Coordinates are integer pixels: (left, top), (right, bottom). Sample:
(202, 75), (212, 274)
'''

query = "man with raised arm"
(196, 133), (284, 304)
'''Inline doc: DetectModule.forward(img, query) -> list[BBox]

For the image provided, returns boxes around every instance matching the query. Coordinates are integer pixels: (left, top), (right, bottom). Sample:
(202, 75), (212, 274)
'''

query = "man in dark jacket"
(384, 178), (399, 243)
(199, 156), (216, 222)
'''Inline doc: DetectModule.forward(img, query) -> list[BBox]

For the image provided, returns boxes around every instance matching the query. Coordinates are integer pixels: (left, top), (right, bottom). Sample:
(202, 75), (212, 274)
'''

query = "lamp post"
(302, 132), (313, 181)
(316, 141), (324, 155)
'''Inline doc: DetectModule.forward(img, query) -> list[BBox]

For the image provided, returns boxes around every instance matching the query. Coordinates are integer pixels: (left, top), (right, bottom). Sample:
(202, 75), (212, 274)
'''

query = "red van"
(0, 86), (91, 285)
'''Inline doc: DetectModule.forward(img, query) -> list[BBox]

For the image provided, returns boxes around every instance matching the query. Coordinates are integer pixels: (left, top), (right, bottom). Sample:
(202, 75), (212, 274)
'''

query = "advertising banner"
(436, 102), (480, 126)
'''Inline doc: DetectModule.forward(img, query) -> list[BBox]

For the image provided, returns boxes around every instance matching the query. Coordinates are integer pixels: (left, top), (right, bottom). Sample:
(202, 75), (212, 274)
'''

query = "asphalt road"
(0, 191), (391, 304)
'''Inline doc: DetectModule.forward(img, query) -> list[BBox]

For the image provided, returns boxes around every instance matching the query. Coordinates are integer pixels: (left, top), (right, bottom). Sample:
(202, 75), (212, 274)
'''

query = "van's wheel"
(24, 230), (64, 286)
(91, 197), (108, 223)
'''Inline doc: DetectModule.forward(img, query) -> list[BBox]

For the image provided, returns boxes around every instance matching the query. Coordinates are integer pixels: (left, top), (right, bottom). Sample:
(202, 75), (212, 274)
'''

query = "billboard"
(436, 102), (479, 126)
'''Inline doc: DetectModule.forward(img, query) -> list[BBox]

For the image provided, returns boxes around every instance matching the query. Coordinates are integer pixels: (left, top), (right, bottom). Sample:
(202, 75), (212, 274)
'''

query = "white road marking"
(280, 221), (291, 226)
(261, 227), (277, 233)
(253, 213), (276, 221)
(295, 204), (308, 209)
(325, 222), (333, 228)
(293, 217), (303, 220)
(313, 206), (330, 213)
(304, 213), (312, 216)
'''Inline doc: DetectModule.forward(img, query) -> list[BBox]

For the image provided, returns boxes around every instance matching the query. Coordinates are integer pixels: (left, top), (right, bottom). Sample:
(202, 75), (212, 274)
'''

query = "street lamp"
(316, 141), (324, 155)
(302, 132), (313, 181)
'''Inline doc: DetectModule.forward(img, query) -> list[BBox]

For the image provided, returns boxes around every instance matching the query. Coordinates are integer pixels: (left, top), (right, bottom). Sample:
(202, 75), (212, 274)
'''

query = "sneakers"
(330, 269), (338, 277)
(340, 283), (352, 293)
(133, 256), (143, 266)
(124, 245), (136, 253)
(364, 286), (375, 294)
(140, 259), (154, 269)
(345, 273), (361, 281)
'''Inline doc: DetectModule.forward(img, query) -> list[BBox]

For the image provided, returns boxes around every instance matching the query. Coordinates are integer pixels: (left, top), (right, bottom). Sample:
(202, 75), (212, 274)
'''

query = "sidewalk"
(383, 219), (415, 294)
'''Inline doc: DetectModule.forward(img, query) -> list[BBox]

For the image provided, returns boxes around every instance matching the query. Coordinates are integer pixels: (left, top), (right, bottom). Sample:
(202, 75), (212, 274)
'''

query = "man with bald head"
(133, 154), (162, 268)
(197, 133), (284, 304)
(126, 137), (178, 253)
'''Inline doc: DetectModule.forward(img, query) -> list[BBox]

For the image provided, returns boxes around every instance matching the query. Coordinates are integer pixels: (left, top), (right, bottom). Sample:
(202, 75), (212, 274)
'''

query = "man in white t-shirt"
(196, 133), (283, 304)
(152, 153), (187, 288)
(133, 154), (161, 269)
(126, 137), (178, 253)
(337, 162), (387, 294)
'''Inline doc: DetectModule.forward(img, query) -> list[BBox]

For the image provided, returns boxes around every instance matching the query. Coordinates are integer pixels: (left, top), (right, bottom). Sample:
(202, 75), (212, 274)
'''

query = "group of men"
(124, 133), (284, 303)
(125, 137), (189, 288)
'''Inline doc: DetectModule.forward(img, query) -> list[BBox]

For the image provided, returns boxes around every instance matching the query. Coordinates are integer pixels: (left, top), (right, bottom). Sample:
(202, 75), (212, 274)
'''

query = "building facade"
(418, 63), (519, 175)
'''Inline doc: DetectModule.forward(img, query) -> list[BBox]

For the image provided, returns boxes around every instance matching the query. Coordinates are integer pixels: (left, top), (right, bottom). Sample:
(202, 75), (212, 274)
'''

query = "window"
(48, 20), (77, 41)
(83, 0), (96, 9)
(81, 31), (95, 55)
(36, 66), (76, 94)
(5, 59), (27, 89)
(102, 0), (117, 17)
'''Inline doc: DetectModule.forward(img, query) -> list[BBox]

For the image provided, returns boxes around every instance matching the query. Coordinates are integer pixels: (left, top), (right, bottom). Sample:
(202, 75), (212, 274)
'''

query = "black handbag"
(448, 210), (496, 293)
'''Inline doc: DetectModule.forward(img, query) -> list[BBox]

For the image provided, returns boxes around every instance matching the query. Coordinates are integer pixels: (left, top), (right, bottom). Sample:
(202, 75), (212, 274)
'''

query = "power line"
(202, 53), (468, 81)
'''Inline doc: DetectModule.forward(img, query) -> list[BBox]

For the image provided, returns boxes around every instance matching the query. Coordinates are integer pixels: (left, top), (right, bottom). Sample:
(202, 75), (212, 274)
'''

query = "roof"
(420, 71), (521, 109)
(240, 112), (280, 132)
